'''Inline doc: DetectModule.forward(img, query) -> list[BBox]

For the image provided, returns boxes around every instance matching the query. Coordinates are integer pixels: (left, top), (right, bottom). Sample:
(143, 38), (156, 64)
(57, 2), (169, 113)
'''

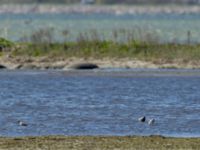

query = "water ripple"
(0, 70), (199, 137)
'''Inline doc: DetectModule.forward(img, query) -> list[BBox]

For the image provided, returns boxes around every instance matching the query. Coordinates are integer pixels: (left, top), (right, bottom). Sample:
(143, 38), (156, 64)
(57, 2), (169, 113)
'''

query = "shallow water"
(0, 69), (199, 137)
(0, 13), (200, 43)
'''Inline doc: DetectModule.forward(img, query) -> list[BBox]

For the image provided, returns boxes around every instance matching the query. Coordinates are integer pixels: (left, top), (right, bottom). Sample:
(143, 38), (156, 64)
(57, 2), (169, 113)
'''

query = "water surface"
(0, 69), (199, 137)
(0, 13), (200, 43)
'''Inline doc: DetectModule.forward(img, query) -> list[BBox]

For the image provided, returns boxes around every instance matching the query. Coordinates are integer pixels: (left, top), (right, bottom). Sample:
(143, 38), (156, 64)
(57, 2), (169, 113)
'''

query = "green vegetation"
(0, 38), (14, 57)
(1, 27), (200, 66)
(0, 136), (199, 150)
(0, 38), (14, 49)
(9, 40), (200, 64)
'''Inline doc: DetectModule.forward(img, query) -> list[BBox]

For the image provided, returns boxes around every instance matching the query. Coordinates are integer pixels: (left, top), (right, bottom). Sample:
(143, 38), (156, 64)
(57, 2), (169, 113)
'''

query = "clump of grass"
(28, 27), (55, 44)
(0, 37), (14, 46)
(0, 37), (14, 52)
(17, 27), (56, 57)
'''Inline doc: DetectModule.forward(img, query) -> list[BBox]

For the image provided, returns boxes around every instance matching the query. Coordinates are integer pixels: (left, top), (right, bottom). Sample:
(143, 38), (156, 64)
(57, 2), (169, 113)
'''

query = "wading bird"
(18, 121), (28, 126)
(138, 116), (146, 122)
(148, 119), (155, 125)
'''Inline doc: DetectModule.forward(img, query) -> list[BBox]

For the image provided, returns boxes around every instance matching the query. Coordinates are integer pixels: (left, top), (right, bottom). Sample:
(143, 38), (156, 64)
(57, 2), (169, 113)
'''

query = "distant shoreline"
(1, 4), (200, 14)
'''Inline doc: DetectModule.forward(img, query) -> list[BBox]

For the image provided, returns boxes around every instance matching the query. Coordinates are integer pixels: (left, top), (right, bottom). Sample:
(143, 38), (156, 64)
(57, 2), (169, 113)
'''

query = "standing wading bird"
(148, 119), (155, 125)
(138, 116), (146, 122)
(18, 121), (28, 126)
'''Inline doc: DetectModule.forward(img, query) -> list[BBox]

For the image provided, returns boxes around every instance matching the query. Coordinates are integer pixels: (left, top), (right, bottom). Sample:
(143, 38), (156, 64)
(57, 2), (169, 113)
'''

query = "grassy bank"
(1, 28), (200, 64)
(1, 36), (200, 69)
(9, 41), (200, 62)
(0, 136), (199, 150)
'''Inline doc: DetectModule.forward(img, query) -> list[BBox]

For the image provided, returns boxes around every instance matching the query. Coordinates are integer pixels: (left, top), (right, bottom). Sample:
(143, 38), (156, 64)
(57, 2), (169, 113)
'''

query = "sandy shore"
(0, 135), (199, 150)
(1, 56), (200, 70)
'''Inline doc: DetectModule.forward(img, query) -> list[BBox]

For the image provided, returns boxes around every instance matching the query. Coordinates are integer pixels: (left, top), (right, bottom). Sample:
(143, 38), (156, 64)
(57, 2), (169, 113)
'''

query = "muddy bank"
(1, 56), (200, 70)
(0, 135), (199, 150)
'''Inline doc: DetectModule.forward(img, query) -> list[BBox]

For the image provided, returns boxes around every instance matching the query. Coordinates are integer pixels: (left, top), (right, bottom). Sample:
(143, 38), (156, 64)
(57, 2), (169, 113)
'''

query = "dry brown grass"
(0, 136), (199, 150)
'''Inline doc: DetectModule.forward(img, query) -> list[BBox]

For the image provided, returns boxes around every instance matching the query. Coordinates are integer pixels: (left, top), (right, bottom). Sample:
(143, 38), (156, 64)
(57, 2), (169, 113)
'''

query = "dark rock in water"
(71, 63), (99, 70)
(0, 64), (7, 69)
